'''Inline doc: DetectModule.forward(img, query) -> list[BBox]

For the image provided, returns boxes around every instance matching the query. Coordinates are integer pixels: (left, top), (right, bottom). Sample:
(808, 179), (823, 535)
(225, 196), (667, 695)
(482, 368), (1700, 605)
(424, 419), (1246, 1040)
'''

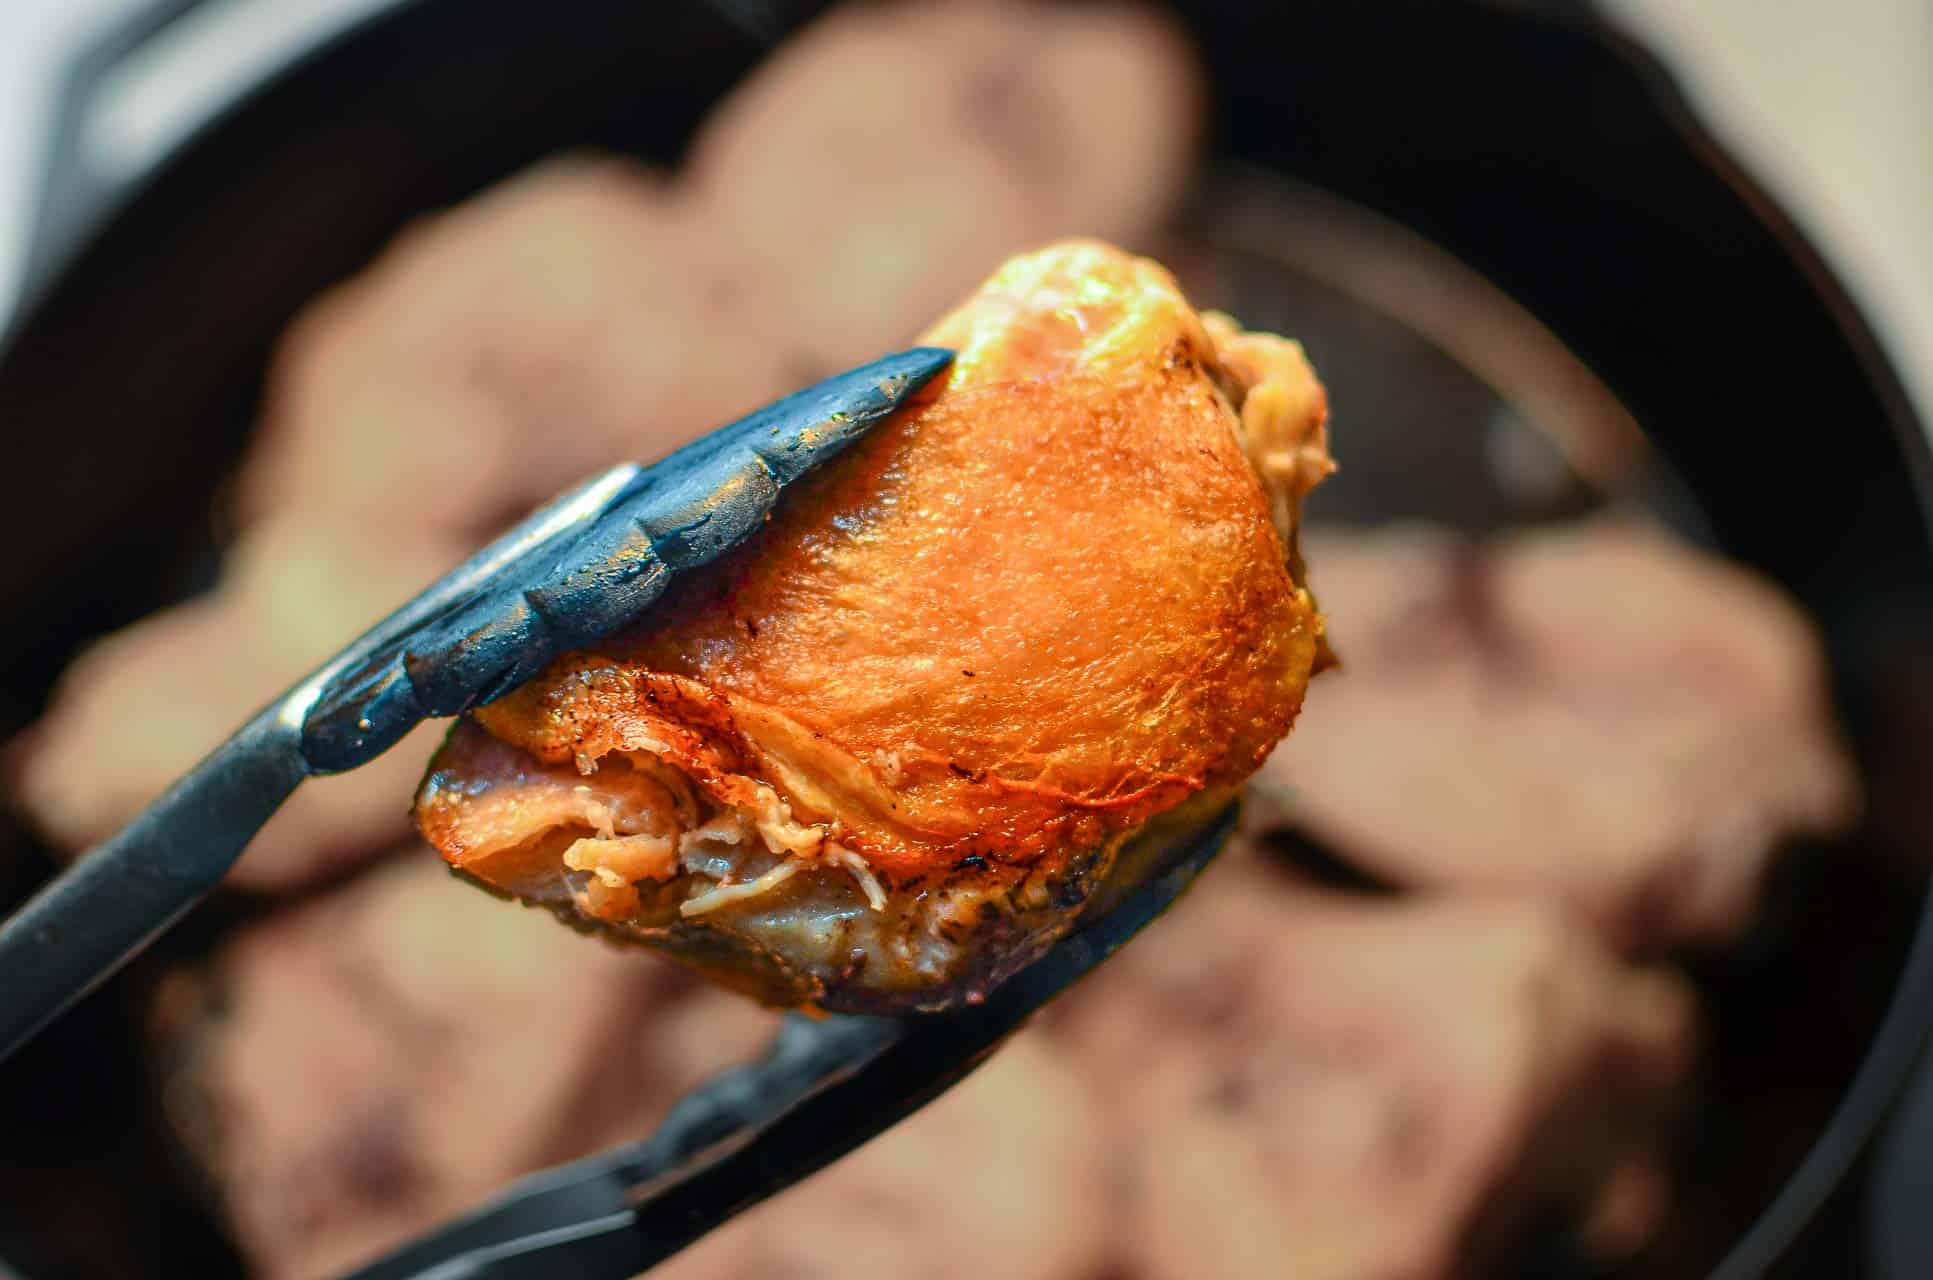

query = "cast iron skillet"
(1, 1), (1930, 1276)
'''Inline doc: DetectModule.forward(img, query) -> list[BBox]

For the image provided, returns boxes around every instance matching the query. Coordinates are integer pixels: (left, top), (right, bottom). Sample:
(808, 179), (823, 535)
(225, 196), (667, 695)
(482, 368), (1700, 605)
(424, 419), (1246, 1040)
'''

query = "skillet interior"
(1, 2), (1929, 1275)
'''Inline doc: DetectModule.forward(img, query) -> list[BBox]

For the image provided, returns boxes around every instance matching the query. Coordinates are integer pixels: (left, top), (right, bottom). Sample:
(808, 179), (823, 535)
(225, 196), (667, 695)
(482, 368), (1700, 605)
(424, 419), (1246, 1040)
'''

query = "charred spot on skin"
(1052, 872), (1090, 911)
(834, 947), (869, 986)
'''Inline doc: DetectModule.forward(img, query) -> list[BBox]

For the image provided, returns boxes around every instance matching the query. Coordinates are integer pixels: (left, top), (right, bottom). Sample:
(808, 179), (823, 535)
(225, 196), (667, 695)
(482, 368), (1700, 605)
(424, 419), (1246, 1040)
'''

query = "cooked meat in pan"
(160, 832), (1691, 1280)
(414, 240), (1334, 1010)
(1042, 836), (1696, 1279)
(154, 853), (781, 1280)
(159, 853), (1110, 1280)
(653, 1034), (1110, 1280)
(1254, 521), (1859, 949)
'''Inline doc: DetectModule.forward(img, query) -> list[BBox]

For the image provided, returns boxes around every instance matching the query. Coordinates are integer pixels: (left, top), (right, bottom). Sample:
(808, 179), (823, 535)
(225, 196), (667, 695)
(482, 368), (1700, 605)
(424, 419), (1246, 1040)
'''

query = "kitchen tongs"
(0, 343), (1239, 1279)
(0, 348), (951, 1059)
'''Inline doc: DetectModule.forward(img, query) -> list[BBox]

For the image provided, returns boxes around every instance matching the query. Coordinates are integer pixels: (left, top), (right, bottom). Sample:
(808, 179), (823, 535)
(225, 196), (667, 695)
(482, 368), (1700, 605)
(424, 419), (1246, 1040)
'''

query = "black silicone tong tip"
(298, 347), (952, 772)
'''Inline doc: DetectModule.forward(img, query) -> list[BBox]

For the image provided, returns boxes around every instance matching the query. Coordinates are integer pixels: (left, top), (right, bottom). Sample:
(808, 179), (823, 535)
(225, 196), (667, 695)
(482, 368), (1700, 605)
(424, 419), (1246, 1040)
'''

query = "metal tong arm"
(0, 349), (953, 1064)
(0, 705), (307, 1061)
(0, 457), (637, 1059)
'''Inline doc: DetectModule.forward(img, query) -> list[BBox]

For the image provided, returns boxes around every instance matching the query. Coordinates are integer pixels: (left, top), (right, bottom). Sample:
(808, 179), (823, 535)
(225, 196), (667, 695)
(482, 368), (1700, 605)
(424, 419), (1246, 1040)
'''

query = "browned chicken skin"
(414, 241), (1333, 1009)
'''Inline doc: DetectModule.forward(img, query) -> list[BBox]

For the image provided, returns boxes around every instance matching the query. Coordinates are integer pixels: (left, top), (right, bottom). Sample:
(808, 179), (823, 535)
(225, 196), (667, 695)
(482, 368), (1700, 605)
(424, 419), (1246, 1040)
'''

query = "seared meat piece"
(10, 529), (456, 888)
(158, 852), (781, 1280)
(1256, 521), (1859, 949)
(10, 0), (1205, 892)
(686, 0), (1202, 384)
(1042, 839), (1697, 1279)
(653, 1035), (1110, 1280)
(248, 0), (1205, 545)
(161, 854), (1108, 1280)
(163, 835), (1687, 1280)
(414, 241), (1332, 1010)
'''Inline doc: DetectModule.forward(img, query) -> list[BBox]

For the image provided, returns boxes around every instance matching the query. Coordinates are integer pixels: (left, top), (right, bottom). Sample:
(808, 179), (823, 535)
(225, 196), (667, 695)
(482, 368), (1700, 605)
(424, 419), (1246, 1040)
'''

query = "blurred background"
(0, 2), (1928, 1278)
(0, 0), (1925, 404)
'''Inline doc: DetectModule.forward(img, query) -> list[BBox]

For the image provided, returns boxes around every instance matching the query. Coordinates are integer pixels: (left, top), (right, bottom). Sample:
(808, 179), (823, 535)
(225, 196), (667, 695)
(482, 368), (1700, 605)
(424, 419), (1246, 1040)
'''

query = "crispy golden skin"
(416, 240), (1331, 1008)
